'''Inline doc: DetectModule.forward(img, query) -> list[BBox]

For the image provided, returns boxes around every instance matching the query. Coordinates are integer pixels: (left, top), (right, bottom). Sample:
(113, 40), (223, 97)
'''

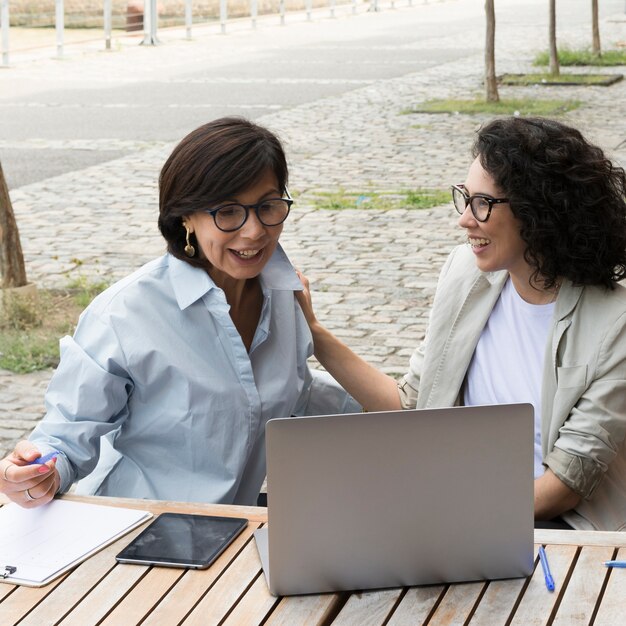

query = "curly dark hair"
(473, 117), (626, 289)
(158, 117), (288, 270)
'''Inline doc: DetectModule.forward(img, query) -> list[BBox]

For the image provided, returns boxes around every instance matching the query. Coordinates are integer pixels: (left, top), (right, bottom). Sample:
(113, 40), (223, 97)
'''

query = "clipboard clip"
(1, 566), (17, 579)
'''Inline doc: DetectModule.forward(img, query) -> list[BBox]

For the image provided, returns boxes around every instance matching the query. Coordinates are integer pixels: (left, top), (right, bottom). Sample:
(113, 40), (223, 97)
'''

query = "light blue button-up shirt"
(30, 247), (358, 505)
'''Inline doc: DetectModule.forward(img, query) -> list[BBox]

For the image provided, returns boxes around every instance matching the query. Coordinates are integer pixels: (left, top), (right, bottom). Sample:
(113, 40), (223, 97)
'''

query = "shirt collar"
(169, 243), (302, 310)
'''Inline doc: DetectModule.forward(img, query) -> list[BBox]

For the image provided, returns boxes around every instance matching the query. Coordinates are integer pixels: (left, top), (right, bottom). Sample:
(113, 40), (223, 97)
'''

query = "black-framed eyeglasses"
(451, 184), (509, 223)
(204, 190), (293, 232)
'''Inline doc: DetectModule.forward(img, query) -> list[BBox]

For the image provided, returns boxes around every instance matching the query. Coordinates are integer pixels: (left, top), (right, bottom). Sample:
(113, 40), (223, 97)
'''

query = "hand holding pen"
(0, 441), (61, 509)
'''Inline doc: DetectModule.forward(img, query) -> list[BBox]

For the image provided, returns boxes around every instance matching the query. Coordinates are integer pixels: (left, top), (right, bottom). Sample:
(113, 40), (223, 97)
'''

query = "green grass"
(0, 277), (110, 373)
(534, 48), (626, 67)
(500, 73), (622, 86)
(404, 97), (580, 116)
(310, 188), (450, 211)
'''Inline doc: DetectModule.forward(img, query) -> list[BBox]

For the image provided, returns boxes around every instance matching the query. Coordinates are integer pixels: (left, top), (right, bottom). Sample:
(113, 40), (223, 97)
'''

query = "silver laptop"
(254, 404), (534, 596)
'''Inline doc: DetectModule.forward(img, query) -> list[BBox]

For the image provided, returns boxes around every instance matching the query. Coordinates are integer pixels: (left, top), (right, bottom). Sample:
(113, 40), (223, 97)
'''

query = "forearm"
(310, 321), (402, 412)
(534, 468), (581, 521)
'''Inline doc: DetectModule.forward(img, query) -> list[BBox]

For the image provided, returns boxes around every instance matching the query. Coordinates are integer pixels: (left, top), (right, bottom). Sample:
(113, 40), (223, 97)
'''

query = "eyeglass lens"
(452, 187), (491, 222)
(215, 199), (290, 231)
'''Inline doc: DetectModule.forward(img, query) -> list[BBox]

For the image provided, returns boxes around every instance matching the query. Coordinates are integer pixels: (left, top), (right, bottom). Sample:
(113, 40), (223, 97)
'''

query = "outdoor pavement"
(1, 0), (625, 458)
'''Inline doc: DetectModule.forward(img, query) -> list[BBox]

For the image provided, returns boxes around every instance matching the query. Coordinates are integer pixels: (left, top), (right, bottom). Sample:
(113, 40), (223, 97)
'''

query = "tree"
(548, 0), (560, 75)
(485, 0), (499, 102)
(591, 0), (601, 56)
(0, 161), (28, 289)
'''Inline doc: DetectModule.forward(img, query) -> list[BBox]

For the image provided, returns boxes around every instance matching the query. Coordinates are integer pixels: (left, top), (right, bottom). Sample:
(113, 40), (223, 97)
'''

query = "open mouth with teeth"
(468, 237), (491, 249)
(231, 248), (262, 260)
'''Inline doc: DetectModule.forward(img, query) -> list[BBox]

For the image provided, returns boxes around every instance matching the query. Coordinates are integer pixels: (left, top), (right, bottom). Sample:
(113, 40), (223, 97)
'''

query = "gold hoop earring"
(183, 224), (196, 258)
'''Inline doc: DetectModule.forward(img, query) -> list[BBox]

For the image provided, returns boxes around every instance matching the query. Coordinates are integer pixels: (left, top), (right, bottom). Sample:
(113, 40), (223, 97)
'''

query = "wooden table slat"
(0, 572), (69, 625)
(427, 581), (486, 625)
(592, 546), (626, 626)
(58, 562), (148, 626)
(265, 593), (343, 626)
(510, 544), (578, 625)
(468, 576), (528, 624)
(99, 567), (185, 626)
(141, 522), (260, 626)
(221, 572), (280, 626)
(16, 525), (146, 626)
(385, 585), (445, 625)
(551, 545), (614, 626)
(181, 538), (267, 625)
(331, 587), (403, 626)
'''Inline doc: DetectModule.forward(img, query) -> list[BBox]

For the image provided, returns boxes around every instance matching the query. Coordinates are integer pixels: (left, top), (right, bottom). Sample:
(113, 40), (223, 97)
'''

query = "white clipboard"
(0, 498), (152, 587)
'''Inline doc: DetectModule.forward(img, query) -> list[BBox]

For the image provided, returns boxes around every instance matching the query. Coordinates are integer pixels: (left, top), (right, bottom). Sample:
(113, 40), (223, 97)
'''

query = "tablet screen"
(115, 513), (248, 569)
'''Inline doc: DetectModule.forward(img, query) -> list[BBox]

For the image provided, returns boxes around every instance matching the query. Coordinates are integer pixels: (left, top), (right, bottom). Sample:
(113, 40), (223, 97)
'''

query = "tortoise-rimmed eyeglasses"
(451, 184), (509, 223)
(203, 190), (293, 232)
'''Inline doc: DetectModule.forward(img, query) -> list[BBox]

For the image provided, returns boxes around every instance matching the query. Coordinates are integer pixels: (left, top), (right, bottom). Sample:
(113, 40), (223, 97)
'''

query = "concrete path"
(1, 0), (625, 457)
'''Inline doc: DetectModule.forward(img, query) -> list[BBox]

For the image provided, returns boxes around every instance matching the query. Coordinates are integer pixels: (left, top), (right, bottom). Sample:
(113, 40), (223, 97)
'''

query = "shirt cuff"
(545, 446), (604, 499)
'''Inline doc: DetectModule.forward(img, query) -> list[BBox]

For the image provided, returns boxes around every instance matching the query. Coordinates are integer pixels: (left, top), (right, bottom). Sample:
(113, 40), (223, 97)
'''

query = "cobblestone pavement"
(1, 1), (625, 457)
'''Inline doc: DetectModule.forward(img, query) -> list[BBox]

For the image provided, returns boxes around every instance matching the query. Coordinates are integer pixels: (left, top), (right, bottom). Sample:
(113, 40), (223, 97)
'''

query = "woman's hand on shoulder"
(295, 270), (320, 330)
(0, 441), (60, 508)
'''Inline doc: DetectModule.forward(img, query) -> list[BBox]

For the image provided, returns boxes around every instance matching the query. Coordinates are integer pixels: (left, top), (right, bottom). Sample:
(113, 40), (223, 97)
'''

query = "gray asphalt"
(0, 0), (625, 457)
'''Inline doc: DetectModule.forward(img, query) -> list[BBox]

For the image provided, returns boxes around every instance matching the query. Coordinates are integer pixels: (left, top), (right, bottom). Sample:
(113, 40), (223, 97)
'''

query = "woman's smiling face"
(457, 157), (531, 287)
(185, 169), (283, 288)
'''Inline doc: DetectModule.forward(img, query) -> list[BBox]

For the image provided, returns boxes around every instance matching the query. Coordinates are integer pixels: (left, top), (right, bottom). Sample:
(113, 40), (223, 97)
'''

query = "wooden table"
(0, 495), (625, 625)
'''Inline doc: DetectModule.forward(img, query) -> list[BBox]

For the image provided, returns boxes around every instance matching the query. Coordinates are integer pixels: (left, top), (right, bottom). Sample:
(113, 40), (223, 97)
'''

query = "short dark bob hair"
(158, 117), (288, 269)
(474, 116), (626, 290)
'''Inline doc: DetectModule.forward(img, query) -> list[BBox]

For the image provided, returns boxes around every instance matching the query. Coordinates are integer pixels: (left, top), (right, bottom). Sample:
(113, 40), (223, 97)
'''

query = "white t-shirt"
(464, 278), (554, 478)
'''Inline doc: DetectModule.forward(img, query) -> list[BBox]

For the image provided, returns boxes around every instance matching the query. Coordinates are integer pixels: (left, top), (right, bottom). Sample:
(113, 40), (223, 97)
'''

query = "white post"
(1, 0), (9, 67)
(352, 0), (357, 15)
(55, 0), (64, 57)
(185, 0), (192, 39)
(330, 0), (335, 18)
(104, 0), (112, 50)
(142, 0), (159, 44)
(306, 0), (312, 21)
(220, 0), (227, 33)
(251, 0), (258, 29)
(279, 0), (285, 25)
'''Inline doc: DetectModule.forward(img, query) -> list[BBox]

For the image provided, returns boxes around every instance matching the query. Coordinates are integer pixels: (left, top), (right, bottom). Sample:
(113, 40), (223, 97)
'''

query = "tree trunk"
(591, 0), (601, 56)
(484, 0), (499, 102)
(549, 0), (560, 75)
(0, 161), (28, 288)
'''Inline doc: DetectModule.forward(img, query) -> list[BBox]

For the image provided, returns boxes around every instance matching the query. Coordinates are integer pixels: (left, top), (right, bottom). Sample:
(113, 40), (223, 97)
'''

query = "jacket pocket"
(557, 365), (587, 389)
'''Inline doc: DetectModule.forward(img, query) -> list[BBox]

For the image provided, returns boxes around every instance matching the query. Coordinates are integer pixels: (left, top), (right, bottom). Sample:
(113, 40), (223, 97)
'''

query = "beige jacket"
(399, 245), (626, 531)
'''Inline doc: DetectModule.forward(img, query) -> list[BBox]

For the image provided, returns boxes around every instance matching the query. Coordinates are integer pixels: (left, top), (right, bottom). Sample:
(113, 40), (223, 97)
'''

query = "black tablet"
(115, 512), (248, 569)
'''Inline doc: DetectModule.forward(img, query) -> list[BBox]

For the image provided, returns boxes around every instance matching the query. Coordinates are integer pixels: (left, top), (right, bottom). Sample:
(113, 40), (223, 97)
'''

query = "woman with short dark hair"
(296, 117), (626, 531)
(0, 117), (357, 508)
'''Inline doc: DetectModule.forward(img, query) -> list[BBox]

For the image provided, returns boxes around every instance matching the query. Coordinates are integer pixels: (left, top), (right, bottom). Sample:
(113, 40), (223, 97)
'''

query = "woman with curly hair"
(296, 117), (626, 531)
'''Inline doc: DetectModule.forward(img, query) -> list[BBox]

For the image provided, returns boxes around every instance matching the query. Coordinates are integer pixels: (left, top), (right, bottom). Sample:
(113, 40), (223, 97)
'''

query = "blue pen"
(605, 560), (626, 568)
(28, 451), (60, 465)
(538, 546), (555, 591)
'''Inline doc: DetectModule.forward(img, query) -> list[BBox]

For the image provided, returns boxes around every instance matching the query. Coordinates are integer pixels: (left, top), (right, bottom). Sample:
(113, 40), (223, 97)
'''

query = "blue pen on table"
(604, 560), (626, 568)
(28, 451), (60, 465)
(538, 546), (555, 592)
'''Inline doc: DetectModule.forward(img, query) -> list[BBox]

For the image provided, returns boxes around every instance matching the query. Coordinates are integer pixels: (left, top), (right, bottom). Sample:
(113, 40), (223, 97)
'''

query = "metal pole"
(279, 0), (285, 25)
(55, 0), (64, 57)
(306, 0), (312, 21)
(251, 0), (258, 29)
(185, 0), (192, 40)
(1, 0), (9, 67)
(104, 0), (112, 50)
(220, 0), (227, 34)
(141, 0), (159, 45)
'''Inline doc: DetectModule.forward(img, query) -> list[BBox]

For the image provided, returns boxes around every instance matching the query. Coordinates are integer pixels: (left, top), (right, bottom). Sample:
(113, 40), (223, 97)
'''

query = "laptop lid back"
(260, 404), (534, 596)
